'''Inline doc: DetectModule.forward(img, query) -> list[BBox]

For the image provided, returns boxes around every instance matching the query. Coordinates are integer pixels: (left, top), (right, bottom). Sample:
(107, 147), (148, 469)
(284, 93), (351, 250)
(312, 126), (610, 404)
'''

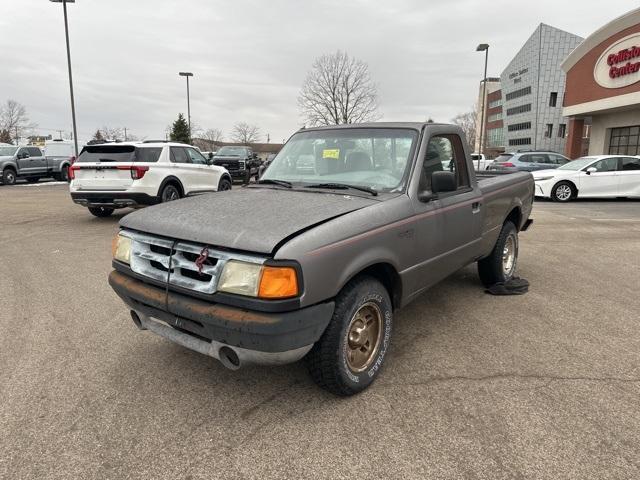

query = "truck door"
(15, 147), (34, 175)
(28, 147), (48, 174)
(409, 134), (483, 293)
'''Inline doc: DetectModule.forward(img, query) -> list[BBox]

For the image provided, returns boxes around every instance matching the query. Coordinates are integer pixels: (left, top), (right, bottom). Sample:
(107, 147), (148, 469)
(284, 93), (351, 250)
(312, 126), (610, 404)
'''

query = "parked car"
(258, 153), (276, 178)
(44, 139), (81, 181)
(69, 142), (232, 217)
(0, 145), (47, 185)
(470, 153), (494, 170)
(211, 146), (260, 184)
(488, 151), (570, 172)
(532, 155), (640, 202)
(108, 122), (534, 395)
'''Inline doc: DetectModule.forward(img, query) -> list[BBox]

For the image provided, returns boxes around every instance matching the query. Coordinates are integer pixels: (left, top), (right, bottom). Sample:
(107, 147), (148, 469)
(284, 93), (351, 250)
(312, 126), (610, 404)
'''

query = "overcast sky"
(1, 0), (635, 143)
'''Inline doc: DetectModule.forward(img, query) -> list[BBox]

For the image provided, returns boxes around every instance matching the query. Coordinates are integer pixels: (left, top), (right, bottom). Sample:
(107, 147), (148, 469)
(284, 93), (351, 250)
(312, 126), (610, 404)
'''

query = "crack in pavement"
(380, 372), (640, 387)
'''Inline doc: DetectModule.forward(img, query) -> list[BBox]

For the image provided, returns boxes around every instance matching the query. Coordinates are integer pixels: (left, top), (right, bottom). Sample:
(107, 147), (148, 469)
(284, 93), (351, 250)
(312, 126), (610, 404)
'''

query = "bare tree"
(191, 128), (224, 151)
(451, 107), (477, 151)
(231, 122), (261, 143)
(298, 51), (380, 126)
(201, 128), (224, 143)
(0, 99), (36, 141)
(100, 126), (124, 141)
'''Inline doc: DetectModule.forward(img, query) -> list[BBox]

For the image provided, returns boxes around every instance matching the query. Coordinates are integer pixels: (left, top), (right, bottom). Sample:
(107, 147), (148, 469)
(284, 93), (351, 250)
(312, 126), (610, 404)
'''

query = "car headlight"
(112, 233), (132, 264)
(218, 260), (299, 299)
(534, 176), (554, 182)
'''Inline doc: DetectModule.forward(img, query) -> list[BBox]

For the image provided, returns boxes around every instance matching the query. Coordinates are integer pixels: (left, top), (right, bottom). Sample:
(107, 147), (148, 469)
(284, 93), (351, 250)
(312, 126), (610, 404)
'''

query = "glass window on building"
(549, 92), (558, 107)
(488, 99), (502, 108)
(487, 112), (502, 122)
(609, 126), (640, 155)
(486, 127), (504, 148)
(544, 124), (553, 138)
(558, 124), (566, 138)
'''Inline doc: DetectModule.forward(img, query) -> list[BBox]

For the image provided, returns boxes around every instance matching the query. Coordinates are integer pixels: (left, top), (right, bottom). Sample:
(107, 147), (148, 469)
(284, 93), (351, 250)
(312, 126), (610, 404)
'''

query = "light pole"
(50, 0), (79, 158)
(179, 72), (193, 142)
(476, 43), (489, 171)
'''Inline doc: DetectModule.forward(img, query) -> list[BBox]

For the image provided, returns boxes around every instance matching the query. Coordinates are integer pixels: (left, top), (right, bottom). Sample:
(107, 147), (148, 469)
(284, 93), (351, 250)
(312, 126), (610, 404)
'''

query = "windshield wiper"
(256, 179), (292, 188)
(304, 183), (378, 196)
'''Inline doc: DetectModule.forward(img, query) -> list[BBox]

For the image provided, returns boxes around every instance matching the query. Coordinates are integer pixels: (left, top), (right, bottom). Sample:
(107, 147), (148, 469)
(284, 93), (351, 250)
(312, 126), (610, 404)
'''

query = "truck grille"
(123, 231), (263, 294)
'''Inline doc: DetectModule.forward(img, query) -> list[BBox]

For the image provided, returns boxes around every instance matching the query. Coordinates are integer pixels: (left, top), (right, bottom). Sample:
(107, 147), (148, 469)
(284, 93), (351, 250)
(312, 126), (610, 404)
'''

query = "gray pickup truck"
(109, 122), (533, 395)
(0, 143), (73, 185)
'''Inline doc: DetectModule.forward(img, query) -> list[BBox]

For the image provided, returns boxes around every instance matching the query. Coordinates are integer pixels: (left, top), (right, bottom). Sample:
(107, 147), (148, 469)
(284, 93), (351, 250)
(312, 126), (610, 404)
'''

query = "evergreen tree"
(92, 129), (104, 141)
(170, 114), (190, 143)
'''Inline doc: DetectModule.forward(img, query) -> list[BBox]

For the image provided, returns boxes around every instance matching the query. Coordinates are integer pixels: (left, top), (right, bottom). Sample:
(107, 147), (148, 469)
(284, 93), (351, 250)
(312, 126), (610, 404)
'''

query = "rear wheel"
(160, 183), (181, 202)
(88, 206), (114, 218)
(478, 221), (518, 286)
(59, 165), (70, 182)
(551, 181), (575, 202)
(243, 171), (251, 185)
(218, 177), (232, 191)
(2, 169), (17, 185)
(305, 276), (393, 396)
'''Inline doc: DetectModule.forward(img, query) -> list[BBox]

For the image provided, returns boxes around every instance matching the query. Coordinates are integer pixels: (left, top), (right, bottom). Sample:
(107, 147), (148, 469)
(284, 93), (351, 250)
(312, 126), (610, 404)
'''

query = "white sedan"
(532, 155), (640, 202)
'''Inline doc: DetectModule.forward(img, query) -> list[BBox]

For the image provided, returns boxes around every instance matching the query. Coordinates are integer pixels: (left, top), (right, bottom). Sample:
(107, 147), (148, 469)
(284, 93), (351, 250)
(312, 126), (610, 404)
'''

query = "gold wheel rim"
(345, 302), (383, 373)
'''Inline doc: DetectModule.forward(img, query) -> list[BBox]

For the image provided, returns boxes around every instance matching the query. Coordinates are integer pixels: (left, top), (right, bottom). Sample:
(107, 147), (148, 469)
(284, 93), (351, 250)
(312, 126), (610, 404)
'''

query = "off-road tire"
(88, 206), (114, 218)
(59, 165), (70, 182)
(218, 177), (232, 191)
(243, 172), (251, 185)
(305, 276), (393, 396)
(477, 221), (518, 286)
(551, 181), (575, 202)
(2, 169), (17, 185)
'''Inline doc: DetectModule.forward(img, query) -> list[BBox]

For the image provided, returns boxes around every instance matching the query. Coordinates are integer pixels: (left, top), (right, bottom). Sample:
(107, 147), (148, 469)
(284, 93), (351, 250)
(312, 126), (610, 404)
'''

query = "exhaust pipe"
(218, 346), (241, 370)
(130, 310), (146, 330)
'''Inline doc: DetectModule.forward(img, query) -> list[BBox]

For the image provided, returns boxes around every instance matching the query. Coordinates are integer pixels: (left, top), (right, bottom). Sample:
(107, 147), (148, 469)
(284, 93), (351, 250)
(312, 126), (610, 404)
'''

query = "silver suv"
(488, 151), (570, 172)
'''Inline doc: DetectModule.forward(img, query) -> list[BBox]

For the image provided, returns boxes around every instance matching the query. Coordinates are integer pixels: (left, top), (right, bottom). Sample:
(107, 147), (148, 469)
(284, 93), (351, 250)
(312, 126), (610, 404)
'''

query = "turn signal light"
(258, 266), (299, 299)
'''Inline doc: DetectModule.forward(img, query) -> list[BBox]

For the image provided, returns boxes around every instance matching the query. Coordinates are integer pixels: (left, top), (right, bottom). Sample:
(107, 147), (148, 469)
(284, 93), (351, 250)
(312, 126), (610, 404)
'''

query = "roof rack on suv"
(142, 140), (186, 144)
(516, 149), (559, 153)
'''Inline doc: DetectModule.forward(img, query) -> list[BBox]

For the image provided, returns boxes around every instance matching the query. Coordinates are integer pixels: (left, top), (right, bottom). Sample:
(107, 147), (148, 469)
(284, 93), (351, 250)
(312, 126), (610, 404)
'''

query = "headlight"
(218, 261), (299, 299)
(112, 233), (131, 264)
(534, 176), (554, 182)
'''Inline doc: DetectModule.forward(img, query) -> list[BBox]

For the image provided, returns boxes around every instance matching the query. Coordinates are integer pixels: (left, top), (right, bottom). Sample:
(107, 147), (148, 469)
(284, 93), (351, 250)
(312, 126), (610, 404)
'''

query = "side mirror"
(431, 171), (457, 194)
(585, 167), (597, 174)
(208, 152), (213, 160)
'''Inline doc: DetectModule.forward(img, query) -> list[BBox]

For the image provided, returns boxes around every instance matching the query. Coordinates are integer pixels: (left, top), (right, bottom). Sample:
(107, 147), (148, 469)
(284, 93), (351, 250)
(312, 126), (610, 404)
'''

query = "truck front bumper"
(108, 271), (334, 367)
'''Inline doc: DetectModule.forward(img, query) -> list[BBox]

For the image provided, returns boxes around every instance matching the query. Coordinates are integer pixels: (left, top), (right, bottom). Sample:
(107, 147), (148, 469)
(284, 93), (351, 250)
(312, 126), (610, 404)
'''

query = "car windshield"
(557, 157), (597, 170)
(0, 146), (18, 156)
(262, 128), (419, 193)
(215, 147), (246, 156)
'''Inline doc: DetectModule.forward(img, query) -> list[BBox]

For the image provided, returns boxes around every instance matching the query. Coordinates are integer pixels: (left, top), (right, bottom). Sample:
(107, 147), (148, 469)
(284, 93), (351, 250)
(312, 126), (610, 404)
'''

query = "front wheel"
(477, 221), (518, 286)
(88, 206), (114, 217)
(218, 177), (232, 191)
(2, 169), (17, 185)
(551, 181), (575, 202)
(305, 276), (393, 396)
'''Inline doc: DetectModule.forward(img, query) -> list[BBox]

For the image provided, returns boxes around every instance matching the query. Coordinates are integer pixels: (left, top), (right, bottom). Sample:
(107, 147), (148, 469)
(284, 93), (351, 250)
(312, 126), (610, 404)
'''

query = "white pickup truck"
(471, 153), (494, 171)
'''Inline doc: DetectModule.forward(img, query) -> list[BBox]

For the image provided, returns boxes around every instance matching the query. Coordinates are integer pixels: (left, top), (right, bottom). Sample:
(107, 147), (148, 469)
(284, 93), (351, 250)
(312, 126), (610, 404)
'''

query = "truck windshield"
(261, 128), (419, 193)
(215, 147), (246, 156)
(0, 146), (18, 156)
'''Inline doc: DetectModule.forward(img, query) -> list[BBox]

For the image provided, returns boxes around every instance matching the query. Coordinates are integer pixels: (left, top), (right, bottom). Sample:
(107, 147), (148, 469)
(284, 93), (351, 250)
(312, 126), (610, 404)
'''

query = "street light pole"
(179, 72), (193, 142)
(476, 43), (489, 171)
(51, 0), (79, 158)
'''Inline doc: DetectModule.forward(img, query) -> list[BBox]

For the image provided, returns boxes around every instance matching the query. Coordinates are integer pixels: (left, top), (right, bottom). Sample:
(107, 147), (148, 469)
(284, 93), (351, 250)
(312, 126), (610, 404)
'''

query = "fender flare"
(157, 176), (185, 198)
(2, 162), (18, 174)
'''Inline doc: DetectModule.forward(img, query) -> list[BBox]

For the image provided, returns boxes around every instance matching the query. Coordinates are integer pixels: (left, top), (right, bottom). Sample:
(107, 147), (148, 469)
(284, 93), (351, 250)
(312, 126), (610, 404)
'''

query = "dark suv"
(212, 146), (261, 184)
(488, 151), (570, 172)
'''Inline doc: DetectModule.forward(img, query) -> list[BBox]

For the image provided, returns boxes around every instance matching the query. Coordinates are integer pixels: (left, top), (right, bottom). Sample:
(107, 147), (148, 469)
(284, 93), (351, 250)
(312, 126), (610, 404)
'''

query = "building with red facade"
(562, 8), (640, 158)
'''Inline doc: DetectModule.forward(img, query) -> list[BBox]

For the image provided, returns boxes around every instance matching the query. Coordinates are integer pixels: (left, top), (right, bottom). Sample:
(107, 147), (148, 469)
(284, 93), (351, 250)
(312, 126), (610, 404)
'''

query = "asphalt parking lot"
(1, 183), (639, 479)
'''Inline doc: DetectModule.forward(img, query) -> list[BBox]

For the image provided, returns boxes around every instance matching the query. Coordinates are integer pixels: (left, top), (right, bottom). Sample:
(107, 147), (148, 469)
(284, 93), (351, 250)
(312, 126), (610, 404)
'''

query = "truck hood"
(120, 187), (376, 254)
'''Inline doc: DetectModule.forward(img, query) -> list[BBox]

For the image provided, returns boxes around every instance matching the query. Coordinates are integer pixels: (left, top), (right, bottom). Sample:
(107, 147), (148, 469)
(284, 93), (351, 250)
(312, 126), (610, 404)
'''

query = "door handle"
(472, 201), (481, 213)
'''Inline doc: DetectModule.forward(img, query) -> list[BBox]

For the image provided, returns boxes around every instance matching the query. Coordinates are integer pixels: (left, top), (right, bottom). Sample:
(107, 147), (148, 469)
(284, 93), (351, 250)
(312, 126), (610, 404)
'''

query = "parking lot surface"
(1, 184), (639, 479)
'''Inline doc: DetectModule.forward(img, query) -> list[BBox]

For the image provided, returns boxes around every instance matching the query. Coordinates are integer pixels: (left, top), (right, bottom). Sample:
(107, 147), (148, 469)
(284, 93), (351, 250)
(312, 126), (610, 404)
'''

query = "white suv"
(69, 142), (232, 217)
